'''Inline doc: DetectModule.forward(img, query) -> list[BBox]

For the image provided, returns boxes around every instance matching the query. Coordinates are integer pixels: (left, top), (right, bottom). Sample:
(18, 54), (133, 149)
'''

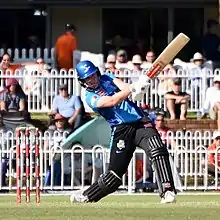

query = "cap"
(173, 78), (181, 85)
(55, 114), (65, 120)
(6, 78), (19, 87)
(116, 49), (127, 57)
(59, 84), (68, 90)
(192, 52), (204, 61)
(132, 54), (142, 64)
(107, 54), (116, 63)
(213, 131), (220, 139)
(65, 24), (77, 32)
(213, 75), (220, 82)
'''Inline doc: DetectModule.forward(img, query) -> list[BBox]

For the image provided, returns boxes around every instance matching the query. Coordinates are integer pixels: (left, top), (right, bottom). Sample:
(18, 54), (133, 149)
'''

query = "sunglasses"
(59, 88), (68, 90)
(133, 63), (141, 65)
(108, 61), (116, 64)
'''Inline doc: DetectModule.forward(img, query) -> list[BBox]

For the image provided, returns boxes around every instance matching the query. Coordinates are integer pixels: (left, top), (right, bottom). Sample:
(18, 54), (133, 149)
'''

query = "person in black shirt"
(164, 78), (190, 120)
(203, 19), (220, 62)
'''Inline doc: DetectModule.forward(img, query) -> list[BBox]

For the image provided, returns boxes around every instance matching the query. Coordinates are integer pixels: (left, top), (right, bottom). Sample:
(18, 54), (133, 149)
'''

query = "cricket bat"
(147, 33), (190, 79)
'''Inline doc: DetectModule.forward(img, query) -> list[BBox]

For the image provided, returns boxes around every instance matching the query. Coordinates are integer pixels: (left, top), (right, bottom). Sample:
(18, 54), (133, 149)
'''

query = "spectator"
(55, 24), (77, 70)
(155, 113), (176, 149)
(201, 75), (220, 130)
(164, 78), (190, 120)
(49, 84), (84, 129)
(188, 53), (210, 104)
(0, 78), (26, 112)
(189, 53), (210, 83)
(44, 113), (72, 187)
(157, 64), (176, 96)
(207, 131), (220, 176)
(115, 50), (128, 69)
(0, 53), (22, 75)
(141, 50), (156, 69)
(36, 57), (51, 74)
(203, 19), (220, 62)
(24, 58), (50, 93)
(130, 54), (143, 73)
(105, 54), (120, 75)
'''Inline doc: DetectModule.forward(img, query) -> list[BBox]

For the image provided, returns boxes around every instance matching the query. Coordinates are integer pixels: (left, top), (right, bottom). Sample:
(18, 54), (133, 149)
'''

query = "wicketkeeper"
(70, 60), (176, 203)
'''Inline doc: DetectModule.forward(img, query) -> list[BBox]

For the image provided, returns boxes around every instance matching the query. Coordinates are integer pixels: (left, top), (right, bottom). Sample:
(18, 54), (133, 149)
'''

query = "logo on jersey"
(97, 89), (105, 96)
(116, 140), (125, 153)
(80, 64), (91, 73)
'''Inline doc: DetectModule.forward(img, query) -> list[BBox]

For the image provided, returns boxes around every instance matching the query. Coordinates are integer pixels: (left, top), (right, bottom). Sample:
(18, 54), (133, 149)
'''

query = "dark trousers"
(108, 116), (160, 178)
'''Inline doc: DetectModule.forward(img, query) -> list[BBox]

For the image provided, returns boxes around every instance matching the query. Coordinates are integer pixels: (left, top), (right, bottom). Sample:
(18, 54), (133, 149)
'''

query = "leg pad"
(147, 135), (176, 197)
(83, 170), (122, 202)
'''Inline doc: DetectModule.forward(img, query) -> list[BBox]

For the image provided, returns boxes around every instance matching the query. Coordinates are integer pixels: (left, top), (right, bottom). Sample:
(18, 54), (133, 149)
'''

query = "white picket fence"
(0, 68), (218, 113)
(0, 47), (219, 113)
(0, 130), (219, 192)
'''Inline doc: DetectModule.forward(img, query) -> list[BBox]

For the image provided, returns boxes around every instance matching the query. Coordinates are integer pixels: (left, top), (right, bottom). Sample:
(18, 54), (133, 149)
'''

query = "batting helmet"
(76, 60), (98, 80)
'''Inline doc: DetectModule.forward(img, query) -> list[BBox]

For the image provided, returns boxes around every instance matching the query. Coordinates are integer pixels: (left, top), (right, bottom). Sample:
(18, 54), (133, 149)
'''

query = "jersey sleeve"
(85, 92), (101, 110)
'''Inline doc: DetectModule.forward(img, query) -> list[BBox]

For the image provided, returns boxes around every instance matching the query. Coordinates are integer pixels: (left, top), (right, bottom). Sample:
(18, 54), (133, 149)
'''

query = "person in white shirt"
(201, 75), (220, 130)
(188, 53), (211, 102)
(141, 51), (156, 69)
(115, 50), (129, 69)
(130, 54), (143, 72)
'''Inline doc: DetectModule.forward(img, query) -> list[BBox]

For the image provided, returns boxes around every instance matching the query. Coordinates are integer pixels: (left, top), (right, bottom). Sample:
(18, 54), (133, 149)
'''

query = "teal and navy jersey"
(85, 73), (145, 127)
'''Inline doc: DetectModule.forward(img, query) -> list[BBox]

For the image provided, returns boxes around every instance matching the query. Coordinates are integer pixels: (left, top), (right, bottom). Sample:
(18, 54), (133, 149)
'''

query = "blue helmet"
(76, 60), (98, 80)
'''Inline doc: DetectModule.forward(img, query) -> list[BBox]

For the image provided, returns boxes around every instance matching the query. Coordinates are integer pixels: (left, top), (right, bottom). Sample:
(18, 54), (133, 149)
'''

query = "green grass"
(0, 194), (219, 220)
(31, 113), (49, 120)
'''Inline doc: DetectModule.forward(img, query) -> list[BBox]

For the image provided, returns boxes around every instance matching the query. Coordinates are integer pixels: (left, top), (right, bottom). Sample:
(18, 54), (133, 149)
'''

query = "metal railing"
(0, 130), (219, 192)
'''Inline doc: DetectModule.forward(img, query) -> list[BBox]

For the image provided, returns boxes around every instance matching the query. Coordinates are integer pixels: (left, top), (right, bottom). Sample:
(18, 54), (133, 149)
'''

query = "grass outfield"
(0, 194), (219, 220)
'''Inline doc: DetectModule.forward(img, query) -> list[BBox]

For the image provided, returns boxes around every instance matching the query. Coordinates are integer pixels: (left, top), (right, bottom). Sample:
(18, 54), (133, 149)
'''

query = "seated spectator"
(130, 54), (143, 73)
(164, 78), (190, 120)
(141, 50), (156, 69)
(0, 53), (22, 75)
(201, 75), (220, 130)
(24, 58), (51, 110)
(157, 64), (176, 96)
(155, 113), (176, 149)
(188, 53), (210, 98)
(105, 54), (120, 75)
(0, 78), (26, 113)
(115, 50), (128, 69)
(36, 57), (51, 74)
(207, 131), (220, 176)
(49, 84), (84, 129)
(44, 113), (72, 187)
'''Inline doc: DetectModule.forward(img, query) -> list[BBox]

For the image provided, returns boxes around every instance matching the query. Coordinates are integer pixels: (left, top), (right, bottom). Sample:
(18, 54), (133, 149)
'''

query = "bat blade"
(147, 33), (190, 79)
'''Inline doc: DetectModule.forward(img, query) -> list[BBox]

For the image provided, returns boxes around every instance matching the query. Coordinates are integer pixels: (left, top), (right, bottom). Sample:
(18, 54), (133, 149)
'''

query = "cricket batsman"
(70, 60), (176, 203)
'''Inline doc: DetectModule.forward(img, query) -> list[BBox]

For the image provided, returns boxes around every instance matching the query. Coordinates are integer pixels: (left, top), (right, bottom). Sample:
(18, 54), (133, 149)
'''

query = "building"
(0, 0), (218, 60)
